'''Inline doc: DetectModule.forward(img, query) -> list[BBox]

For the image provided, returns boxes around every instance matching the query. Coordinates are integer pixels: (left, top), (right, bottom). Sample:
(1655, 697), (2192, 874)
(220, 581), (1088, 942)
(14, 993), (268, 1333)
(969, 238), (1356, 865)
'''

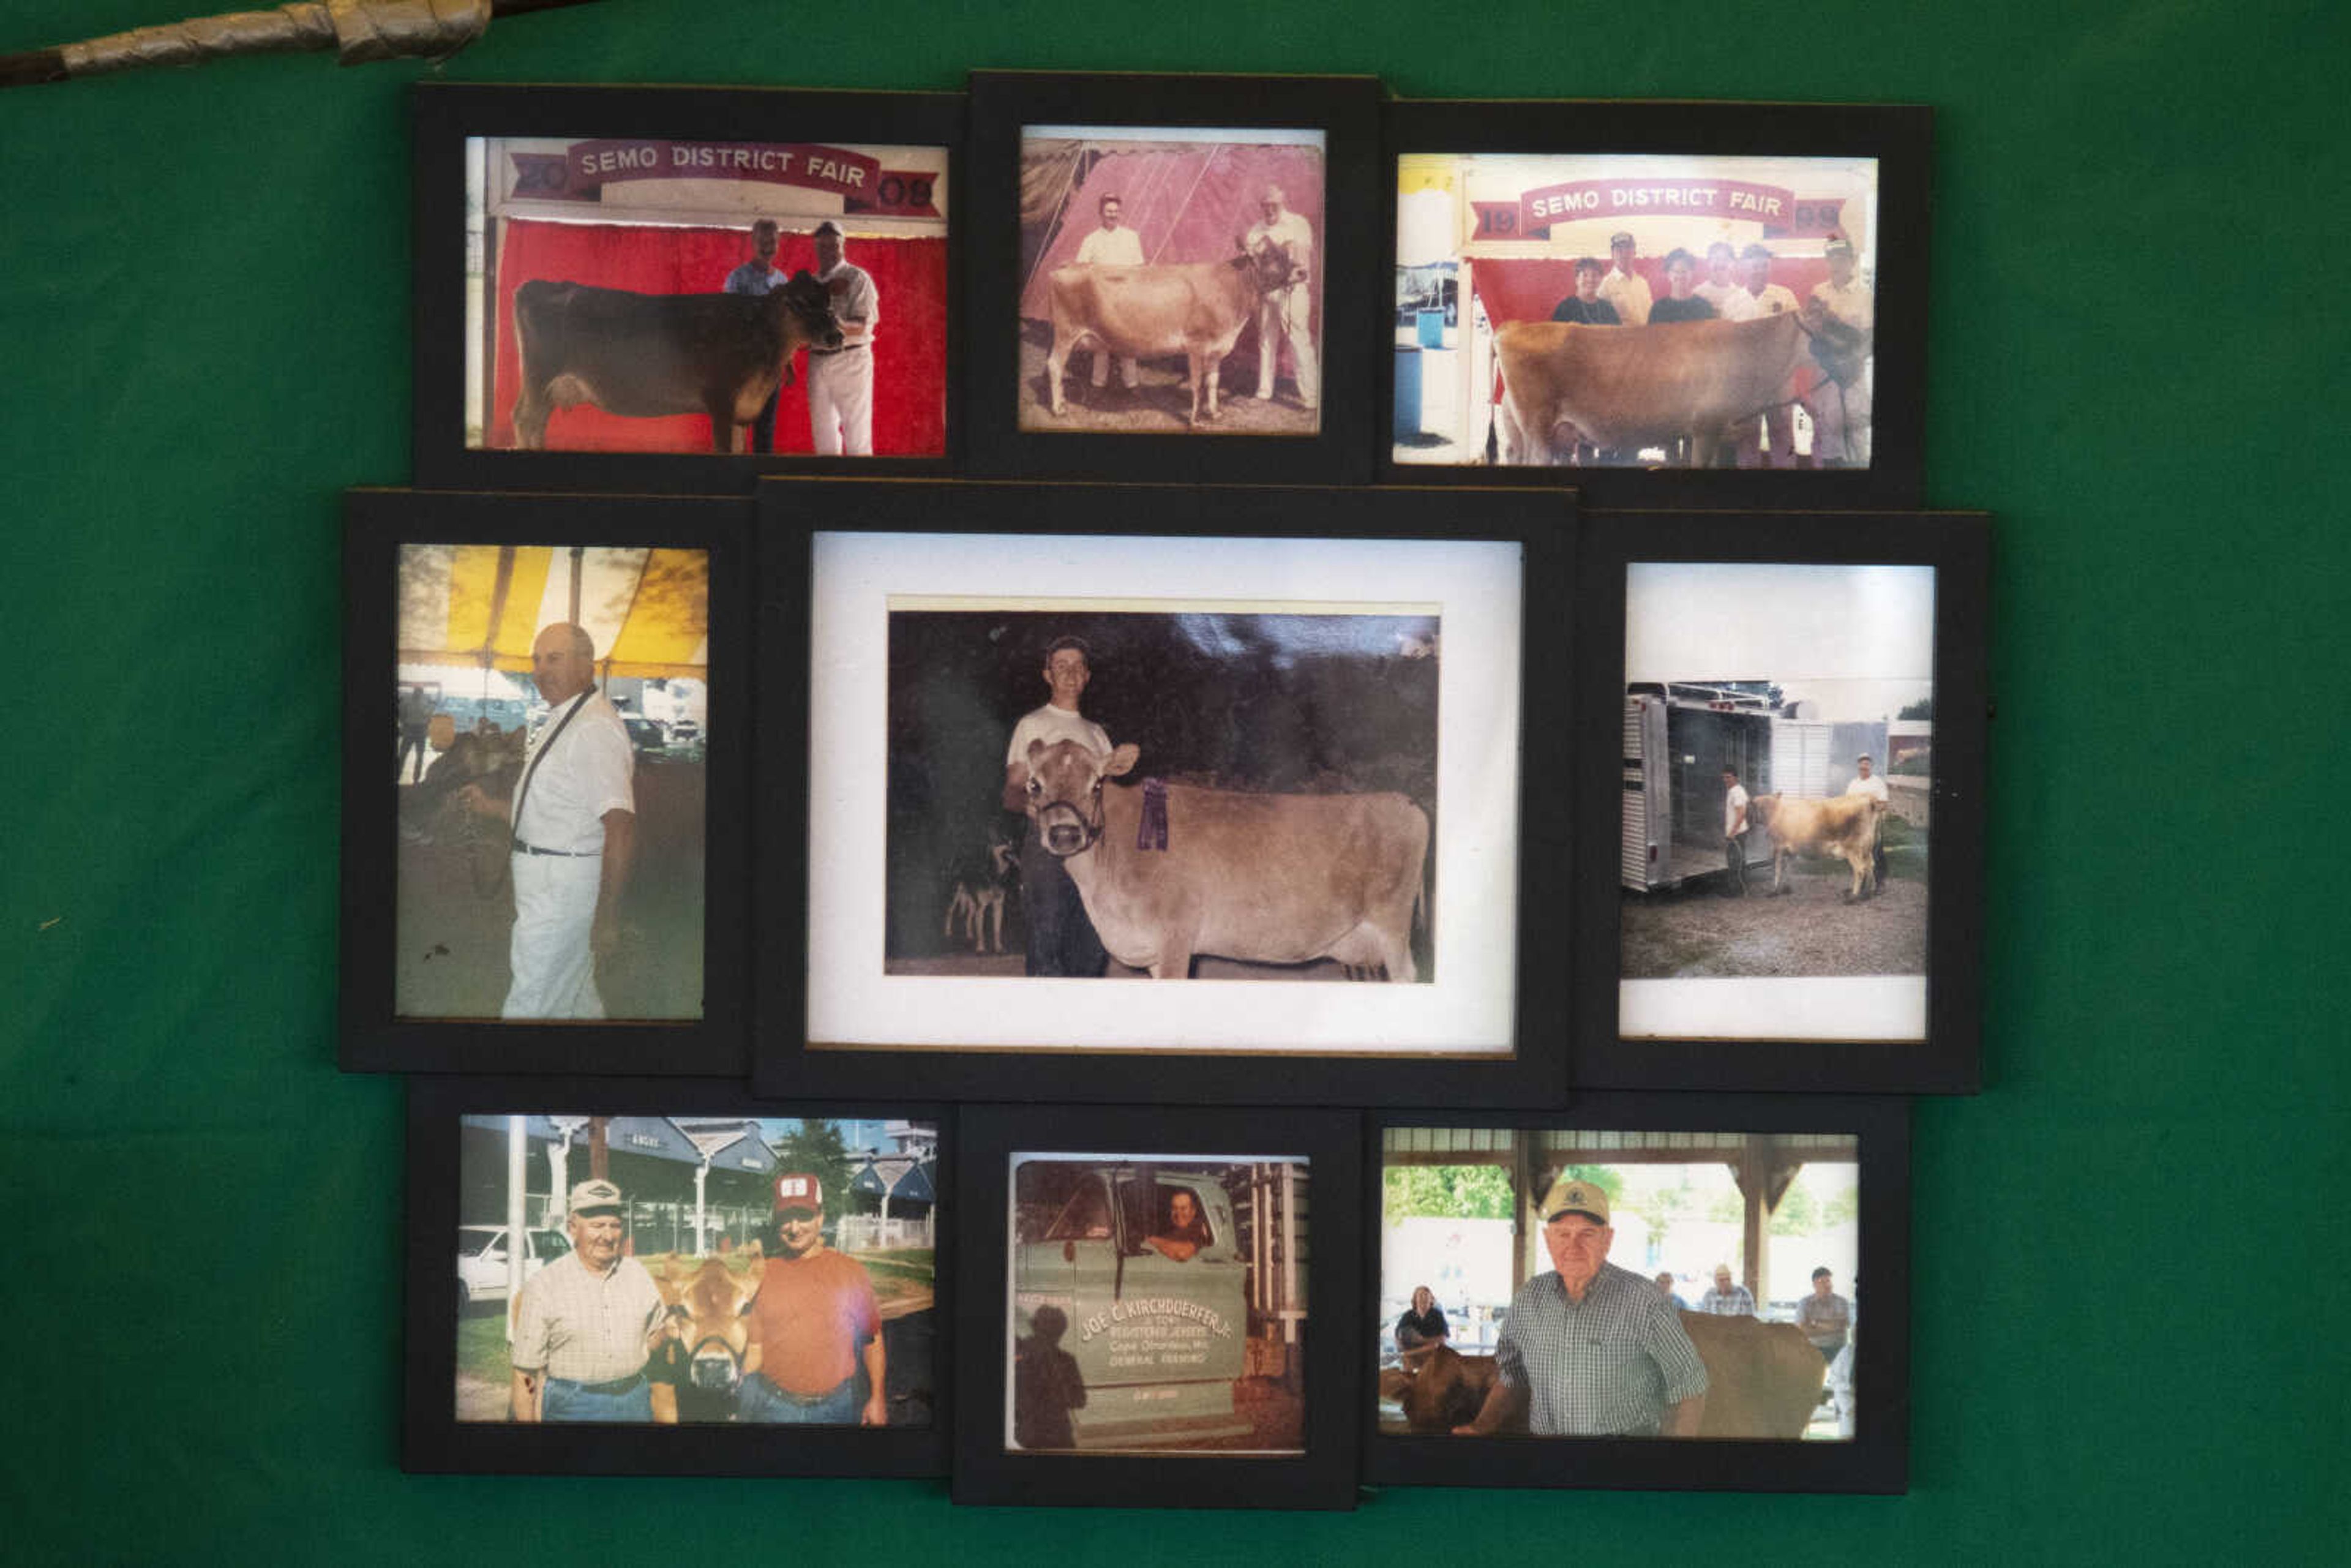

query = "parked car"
(667, 719), (701, 747)
(621, 715), (668, 754)
(456, 1225), (571, 1315)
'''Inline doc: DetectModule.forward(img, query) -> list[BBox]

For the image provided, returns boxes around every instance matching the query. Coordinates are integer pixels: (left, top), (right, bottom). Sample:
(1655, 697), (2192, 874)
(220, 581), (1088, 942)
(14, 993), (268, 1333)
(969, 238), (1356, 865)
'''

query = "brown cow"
(511, 272), (842, 452)
(1493, 309), (1828, 468)
(1043, 242), (1302, 426)
(1381, 1313), (1823, 1438)
(1021, 739), (1428, 980)
(644, 1252), (762, 1424)
(1750, 792), (1888, 901)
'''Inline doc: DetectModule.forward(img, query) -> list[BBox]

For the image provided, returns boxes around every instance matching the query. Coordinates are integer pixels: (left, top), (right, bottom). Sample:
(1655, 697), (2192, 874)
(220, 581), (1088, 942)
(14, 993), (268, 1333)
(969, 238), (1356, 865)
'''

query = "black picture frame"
(401, 1075), (951, 1477)
(340, 489), (749, 1074)
(412, 81), (966, 494)
(951, 1102), (1362, 1508)
(1572, 511), (1990, 1093)
(752, 475), (1572, 1108)
(1364, 1092), (1910, 1493)
(1377, 99), (1931, 509)
(962, 70), (1382, 486)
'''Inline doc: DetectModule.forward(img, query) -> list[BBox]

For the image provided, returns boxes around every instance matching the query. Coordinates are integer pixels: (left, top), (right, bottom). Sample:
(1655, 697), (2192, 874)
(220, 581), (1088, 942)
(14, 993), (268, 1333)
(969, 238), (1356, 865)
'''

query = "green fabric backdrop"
(2, 1), (2341, 1559)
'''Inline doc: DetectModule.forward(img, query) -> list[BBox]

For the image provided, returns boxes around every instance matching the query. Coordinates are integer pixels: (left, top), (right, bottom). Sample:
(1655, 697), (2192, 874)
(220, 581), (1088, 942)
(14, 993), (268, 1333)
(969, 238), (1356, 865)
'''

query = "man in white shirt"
(461, 621), (635, 1018)
(806, 219), (879, 456)
(724, 219), (790, 453)
(1597, 231), (1652, 326)
(1843, 752), (1891, 886)
(1695, 240), (1757, 320)
(1002, 636), (1112, 976)
(1738, 244), (1803, 467)
(1807, 237), (1875, 466)
(1243, 184), (1318, 410)
(1721, 764), (1752, 897)
(509, 1179), (670, 1422)
(1073, 194), (1144, 396)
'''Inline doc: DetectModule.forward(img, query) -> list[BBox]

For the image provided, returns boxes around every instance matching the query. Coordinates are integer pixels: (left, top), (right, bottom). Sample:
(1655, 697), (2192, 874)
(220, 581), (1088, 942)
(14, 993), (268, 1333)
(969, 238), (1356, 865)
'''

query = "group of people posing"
(1548, 228), (1874, 467)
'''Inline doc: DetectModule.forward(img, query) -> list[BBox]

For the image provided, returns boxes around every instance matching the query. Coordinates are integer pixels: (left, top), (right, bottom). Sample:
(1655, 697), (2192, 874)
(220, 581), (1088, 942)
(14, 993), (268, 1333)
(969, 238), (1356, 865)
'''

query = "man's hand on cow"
(861, 1390), (888, 1427)
(458, 782), (503, 819)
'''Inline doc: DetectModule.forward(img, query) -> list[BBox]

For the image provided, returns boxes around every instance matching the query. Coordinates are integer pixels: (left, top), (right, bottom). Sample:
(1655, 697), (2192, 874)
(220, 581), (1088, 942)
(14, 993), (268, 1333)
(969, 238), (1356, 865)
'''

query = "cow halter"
(1034, 795), (1104, 858)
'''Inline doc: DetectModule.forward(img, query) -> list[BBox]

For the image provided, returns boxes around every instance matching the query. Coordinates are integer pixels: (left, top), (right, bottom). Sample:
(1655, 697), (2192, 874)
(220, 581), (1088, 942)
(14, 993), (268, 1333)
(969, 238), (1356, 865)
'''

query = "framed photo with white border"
(754, 476), (1570, 1107)
(1572, 510), (1989, 1093)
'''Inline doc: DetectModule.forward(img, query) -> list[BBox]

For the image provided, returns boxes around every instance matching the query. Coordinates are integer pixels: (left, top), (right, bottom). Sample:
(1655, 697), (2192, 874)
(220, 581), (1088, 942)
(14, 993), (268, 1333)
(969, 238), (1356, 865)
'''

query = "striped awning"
(396, 544), (710, 678)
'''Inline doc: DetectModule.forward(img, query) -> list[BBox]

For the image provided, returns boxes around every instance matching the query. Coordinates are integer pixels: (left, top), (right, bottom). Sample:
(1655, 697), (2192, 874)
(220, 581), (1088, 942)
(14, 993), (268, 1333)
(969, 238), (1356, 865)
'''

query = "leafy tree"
(1897, 696), (1935, 721)
(1383, 1163), (1515, 1221)
(1769, 1174), (1820, 1236)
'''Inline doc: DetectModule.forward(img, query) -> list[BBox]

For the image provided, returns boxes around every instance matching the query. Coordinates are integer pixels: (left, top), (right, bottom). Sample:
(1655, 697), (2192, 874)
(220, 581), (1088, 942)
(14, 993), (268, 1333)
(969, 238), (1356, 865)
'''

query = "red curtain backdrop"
(489, 218), (948, 454)
(1017, 143), (1325, 381)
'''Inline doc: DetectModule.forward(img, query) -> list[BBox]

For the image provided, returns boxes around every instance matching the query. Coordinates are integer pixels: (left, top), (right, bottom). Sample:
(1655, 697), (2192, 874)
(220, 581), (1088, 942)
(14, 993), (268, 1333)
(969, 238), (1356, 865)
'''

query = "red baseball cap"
(773, 1172), (823, 1214)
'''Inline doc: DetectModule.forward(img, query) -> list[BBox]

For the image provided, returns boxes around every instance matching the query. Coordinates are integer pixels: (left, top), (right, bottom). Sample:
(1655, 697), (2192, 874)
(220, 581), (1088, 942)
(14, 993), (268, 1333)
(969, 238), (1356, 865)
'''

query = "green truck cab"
(1014, 1166), (1253, 1448)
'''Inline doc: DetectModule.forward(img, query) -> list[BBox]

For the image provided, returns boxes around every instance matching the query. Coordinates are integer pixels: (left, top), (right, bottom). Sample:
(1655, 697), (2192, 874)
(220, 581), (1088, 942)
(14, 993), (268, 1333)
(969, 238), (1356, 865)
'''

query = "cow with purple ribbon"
(1018, 738), (1430, 981)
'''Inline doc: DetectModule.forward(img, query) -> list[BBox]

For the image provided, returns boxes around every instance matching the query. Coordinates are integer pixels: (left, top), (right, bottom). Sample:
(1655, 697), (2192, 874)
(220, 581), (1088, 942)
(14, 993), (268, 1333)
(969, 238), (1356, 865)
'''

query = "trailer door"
(1770, 719), (1834, 799)
(1622, 697), (1669, 891)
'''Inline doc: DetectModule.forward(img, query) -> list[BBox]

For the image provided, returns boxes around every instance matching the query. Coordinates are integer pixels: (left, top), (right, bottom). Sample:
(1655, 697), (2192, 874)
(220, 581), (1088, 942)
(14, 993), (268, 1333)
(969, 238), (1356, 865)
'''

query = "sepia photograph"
(446, 1112), (936, 1428)
(462, 131), (949, 458)
(391, 542), (707, 1024)
(1007, 1152), (1308, 1455)
(1394, 151), (1879, 473)
(1016, 125), (1325, 435)
(1619, 561), (1935, 1043)
(1377, 1124), (1859, 1445)
(789, 509), (1528, 1060)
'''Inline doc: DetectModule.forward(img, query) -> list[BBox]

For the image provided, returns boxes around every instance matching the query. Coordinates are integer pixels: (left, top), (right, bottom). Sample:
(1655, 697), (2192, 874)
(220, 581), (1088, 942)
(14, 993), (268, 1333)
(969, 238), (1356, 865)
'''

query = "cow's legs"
(1147, 945), (1194, 980)
(1180, 352), (1205, 425)
(1046, 327), (1079, 416)
(513, 384), (550, 451)
(1202, 356), (1223, 421)
(1772, 847), (1794, 896)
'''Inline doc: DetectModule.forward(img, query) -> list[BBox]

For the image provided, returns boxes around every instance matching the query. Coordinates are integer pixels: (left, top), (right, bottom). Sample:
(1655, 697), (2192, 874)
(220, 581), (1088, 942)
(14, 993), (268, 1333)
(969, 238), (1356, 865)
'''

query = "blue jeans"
(1021, 832), (1107, 977)
(737, 1371), (860, 1425)
(540, 1372), (653, 1422)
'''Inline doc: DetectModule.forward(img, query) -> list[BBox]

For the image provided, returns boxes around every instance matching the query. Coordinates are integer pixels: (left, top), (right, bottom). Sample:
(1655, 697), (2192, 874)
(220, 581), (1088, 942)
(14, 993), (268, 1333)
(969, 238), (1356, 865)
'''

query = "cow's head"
(1024, 739), (1139, 858)
(780, 270), (845, 350)
(1244, 237), (1303, 292)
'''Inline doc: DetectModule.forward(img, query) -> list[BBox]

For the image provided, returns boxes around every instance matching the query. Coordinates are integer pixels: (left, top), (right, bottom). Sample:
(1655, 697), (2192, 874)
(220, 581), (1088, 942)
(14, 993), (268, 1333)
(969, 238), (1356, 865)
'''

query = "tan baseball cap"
(568, 1178), (624, 1215)
(1539, 1176), (1610, 1225)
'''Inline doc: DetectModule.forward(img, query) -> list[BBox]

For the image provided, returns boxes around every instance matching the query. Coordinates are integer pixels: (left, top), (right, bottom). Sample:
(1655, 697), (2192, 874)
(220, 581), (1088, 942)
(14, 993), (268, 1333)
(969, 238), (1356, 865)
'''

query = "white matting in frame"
(806, 529), (1523, 1055)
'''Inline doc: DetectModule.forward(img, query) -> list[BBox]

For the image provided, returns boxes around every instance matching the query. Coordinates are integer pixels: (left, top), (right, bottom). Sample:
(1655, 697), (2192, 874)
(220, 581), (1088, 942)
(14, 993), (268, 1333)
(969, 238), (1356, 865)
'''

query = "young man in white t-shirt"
(1001, 637), (1112, 975)
(1721, 765), (1752, 897)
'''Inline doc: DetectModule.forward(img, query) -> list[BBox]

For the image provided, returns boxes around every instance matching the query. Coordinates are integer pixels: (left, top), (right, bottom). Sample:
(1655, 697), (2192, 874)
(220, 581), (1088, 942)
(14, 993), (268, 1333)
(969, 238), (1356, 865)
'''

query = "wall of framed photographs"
(7, 1), (2340, 1563)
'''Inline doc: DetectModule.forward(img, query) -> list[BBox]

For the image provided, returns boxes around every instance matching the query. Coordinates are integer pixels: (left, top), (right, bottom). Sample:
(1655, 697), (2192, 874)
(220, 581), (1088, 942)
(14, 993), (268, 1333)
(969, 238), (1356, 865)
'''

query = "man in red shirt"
(738, 1172), (887, 1425)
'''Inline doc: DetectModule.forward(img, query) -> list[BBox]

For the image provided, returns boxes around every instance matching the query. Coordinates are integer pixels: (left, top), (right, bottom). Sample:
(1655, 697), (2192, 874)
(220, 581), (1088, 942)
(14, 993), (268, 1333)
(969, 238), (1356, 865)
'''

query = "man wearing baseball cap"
(805, 219), (879, 456)
(508, 1178), (670, 1422)
(1597, 231), (1652, 326)
(737, 1172), (887, 1425)
(1453, 1174), (1707, 1438)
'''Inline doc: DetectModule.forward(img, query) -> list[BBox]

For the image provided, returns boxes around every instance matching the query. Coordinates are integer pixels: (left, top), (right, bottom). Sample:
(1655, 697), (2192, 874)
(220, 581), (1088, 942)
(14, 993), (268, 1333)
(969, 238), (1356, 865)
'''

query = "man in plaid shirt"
(1455, 1176), (1708, 1437)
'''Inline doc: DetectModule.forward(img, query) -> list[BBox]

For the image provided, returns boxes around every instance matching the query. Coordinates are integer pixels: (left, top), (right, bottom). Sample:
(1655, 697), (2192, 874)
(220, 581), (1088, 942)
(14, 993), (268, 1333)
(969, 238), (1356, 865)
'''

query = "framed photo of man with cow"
(752, 476), (1572, 1109)
(1365, 1093), (1911, 1493)
(401, 1076), (951, 1477)
(962, 70), (1383, 486)
(1571, 511), (1991, 1095)
(1379, 99), (1932, 509)
(410, 82), (965, 495)
(340, 490), (752, 1076)
(951, 1102), (1365, 1509)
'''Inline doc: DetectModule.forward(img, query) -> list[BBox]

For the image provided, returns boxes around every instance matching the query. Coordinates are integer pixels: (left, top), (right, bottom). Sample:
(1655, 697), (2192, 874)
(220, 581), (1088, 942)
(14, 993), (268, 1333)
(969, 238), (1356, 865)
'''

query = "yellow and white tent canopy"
(397, 544), (710, 680)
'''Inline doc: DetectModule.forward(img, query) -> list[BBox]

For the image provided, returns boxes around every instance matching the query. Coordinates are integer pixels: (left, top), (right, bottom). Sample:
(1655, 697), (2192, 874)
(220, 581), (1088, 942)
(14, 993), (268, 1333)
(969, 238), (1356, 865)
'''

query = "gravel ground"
(1621, 851), (1928, 980)
(1014, 329), (1319, 435)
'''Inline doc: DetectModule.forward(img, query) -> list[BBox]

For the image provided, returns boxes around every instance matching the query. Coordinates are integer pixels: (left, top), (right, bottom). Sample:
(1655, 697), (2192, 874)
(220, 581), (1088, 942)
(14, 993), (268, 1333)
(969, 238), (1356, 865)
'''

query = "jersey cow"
(511, 273), (843, 452)
(1493, 309), (1825, 468)
(1021, 739), (1428, 980)
(1044, 241), (1302, 426)
(645, 1253), (762, 1424)
(1379, 1314), (1824, 1438)
(1751, 791), (1888, 901)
